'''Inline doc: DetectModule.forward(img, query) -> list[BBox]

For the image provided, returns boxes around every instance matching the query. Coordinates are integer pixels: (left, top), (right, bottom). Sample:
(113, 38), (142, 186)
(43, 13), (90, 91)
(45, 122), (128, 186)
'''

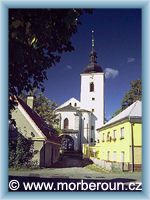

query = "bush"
(9, 129), (34, 168)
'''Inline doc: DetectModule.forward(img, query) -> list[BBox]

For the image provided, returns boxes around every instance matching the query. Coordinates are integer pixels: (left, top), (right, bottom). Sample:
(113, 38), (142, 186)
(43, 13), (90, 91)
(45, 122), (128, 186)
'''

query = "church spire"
(82, 30), (103, 73)
(89, 30), (97, 64)
(92, 30), (95, 52)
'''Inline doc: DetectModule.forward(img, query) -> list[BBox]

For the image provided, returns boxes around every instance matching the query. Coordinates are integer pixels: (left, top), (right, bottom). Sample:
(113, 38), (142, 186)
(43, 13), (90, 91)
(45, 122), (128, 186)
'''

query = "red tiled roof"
(16, 97), (60, 144)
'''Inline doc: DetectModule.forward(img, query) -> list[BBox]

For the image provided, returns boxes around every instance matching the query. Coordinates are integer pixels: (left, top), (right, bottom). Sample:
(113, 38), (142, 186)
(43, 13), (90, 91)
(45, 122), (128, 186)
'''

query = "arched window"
(74, 103), (77, 107)
(64, 118), (69, 129)
(90, 82), (94, 92)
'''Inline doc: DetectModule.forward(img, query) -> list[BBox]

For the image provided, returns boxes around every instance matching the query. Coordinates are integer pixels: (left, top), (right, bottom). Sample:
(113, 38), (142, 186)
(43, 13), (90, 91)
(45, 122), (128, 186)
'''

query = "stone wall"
(90, 157), (132, 172)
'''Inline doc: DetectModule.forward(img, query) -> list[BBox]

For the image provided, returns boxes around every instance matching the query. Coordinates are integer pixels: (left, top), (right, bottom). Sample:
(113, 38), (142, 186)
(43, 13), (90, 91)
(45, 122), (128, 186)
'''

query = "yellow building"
(97, 100), (142, 172)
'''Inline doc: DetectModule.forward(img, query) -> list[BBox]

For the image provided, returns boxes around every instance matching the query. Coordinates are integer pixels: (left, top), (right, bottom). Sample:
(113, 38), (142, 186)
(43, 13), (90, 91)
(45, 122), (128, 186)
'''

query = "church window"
(74, 103), (77, 107)
(90, 82), (94, 92)
(92, 109), (94, 112)
(69, 103), (72, 106)
(64, 118), (69, 129)
(91, 125), (94, 130)
(92, 97), (95, 100)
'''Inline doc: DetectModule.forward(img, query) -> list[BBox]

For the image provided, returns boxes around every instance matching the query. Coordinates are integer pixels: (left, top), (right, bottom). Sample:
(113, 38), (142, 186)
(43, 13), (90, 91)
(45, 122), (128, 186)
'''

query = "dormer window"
(90, 82), (94, 92)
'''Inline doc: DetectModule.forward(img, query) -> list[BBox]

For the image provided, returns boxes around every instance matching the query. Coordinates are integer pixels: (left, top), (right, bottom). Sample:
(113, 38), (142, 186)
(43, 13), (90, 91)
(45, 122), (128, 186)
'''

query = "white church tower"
(80, 31), (104, 142)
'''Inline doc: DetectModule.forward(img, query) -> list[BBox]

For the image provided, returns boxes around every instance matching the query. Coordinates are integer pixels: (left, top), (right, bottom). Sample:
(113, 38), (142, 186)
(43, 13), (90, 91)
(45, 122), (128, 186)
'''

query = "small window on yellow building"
(120, 127), (124, 139)
(102, 133), (105, 142)
(113, 151), (117, 162)
(107, 132), (110, 141)
(113, 130), (116, 141)
(120, 151), (125, 163)
(107, 151), (110, 161)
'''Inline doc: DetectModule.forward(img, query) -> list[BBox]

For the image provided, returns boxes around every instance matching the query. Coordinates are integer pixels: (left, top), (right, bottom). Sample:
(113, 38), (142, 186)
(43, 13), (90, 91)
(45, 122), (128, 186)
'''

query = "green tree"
(33, 93), (59, 127)
(121, 79), (142, 109)
(9, 9), (92, 115)
(19, 91), (60, 131)
(9, 127), (34, 168)
(112, 79), (142, 117)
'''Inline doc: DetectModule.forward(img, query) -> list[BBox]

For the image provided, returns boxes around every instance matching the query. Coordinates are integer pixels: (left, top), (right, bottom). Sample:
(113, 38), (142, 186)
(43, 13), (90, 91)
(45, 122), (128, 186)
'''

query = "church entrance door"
(60, 135), (74, 151)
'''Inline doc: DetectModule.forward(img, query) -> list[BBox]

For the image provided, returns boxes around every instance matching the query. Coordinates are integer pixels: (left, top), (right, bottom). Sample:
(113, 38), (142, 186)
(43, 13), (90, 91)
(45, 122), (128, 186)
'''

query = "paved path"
(9, 166), (112, 180)
(10, 154), (104, 179)
(51, 153), (93, 168)
(9, 154), (141, 182)
(39, 154), (106, 179)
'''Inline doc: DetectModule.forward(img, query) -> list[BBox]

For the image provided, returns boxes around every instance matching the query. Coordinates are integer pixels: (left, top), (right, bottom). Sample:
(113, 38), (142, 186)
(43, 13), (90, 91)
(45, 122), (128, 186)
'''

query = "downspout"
(43, 140), (46, 167)
(76, 110), (82, 151)
(79, 112), (82, 151)
(90, 112), (92, 145)
(59, 114), (61, 129)
(129, 117), (134, 172)
(89, 112), (92, 145)
(87, 123), (89, 143)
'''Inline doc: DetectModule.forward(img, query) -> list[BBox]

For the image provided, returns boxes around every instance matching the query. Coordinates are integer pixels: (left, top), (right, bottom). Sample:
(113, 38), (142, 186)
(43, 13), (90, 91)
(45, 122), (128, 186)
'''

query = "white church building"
(55, 31), (104, 152)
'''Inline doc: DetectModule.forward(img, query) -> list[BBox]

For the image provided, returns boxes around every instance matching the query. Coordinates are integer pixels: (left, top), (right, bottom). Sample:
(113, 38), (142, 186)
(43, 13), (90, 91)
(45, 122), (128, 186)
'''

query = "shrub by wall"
(9, 129), (34, 168)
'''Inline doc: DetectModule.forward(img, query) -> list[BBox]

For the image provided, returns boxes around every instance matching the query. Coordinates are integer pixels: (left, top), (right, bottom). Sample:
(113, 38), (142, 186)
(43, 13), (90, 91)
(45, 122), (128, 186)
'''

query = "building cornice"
(80, 72), (104, 76)
(97, 117), (142, 131)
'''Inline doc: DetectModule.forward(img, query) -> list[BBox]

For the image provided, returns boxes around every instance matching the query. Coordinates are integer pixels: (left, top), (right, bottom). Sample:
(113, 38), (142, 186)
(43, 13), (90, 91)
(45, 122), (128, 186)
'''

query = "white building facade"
(55, 32), (104, 152)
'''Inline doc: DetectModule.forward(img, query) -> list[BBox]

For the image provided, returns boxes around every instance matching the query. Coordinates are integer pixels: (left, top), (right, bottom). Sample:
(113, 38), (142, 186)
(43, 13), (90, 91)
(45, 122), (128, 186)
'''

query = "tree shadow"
(49, 155), (93, 168)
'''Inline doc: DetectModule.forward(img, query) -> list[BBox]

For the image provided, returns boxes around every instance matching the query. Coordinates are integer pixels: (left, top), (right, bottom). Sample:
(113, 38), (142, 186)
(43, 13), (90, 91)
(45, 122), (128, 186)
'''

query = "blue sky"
(44, 9), (141, 119)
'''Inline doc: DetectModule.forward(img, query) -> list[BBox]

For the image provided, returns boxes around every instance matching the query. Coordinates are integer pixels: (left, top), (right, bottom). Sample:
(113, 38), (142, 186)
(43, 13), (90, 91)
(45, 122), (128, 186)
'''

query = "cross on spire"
(83, 30), (103, 73)
(90, 30), (97, 64)
(92, 30), (95, 51)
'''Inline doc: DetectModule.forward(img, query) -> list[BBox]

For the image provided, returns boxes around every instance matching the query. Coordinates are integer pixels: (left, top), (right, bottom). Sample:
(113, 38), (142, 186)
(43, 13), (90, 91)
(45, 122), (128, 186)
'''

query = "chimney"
(27, 96), (34, 109)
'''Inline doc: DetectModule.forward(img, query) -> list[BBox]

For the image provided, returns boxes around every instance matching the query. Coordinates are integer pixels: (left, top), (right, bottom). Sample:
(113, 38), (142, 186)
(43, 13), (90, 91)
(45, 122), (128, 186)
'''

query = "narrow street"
(45, 152), (103, 179)
(9, 152), (141, 182)
(51, 152), (93, 168)
(9, 152), (142, 191)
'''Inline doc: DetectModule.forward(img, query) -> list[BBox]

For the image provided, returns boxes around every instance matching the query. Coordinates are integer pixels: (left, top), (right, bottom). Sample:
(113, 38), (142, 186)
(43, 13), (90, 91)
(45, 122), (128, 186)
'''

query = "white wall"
(55, 109), (82, 151)
(69, 133), (79, 151)
(81, 112), (92, 144)
(80, 72), (104, 140)
(56, 111), (80, 131)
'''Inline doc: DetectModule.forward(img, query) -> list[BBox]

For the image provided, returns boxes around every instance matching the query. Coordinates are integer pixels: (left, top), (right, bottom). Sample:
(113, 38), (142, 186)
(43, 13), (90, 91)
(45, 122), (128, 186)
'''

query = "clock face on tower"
(90, 74), (94, 79)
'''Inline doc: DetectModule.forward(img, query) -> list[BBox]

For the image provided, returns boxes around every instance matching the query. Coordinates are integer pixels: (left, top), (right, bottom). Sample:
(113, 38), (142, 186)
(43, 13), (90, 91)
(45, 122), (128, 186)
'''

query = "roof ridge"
(128, 101), (138, 118)
(98, 100), (141, 129)
(16, 97), (60, 144)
